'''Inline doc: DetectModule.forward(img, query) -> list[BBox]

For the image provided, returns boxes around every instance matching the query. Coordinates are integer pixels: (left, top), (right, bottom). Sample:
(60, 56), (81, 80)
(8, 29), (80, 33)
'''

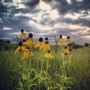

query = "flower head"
(45, 37), (48, 40)
(23, 39), (26, 42)
(67, 36), (70, 39)
(39, 37), (43, 42)
(22, 39), (27, 47)
(18, 41), (23, 46)
(60, 35), (62, 38)
(63, 46), (69, 55)
(20, 29), (26, 38)
(47, 50), (50, 53)
(65, 36), (72, 44)
(14, 42), (26, 54)
(45, 41), (49, 44)
(44, 50), (54, 60)
(69, 48), (72, 51)
(20, 48), (33, 60)
(29, 33), (33, 38)
(69, 48), (72, 55)
(57, 35), (65, 45)
(21, 29), (24, 32)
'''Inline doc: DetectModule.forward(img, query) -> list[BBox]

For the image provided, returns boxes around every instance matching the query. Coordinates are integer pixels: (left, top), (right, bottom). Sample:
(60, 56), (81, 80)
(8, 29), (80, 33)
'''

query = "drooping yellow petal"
(21, 32), (26, 38)
(57, 38), (65, 45)
(65, 38), (72, 44)
(22, 41), (27, 47)
(26, 38), (36, 48)
(44, 53), (54, 60)
(34, 42), (45, 51)
(21, 46), (26, 51)
(20, 49), (33, 60)
(14, 46), (26, 54)
(14, 46), (21, 54)
(43, 44), (50, 51)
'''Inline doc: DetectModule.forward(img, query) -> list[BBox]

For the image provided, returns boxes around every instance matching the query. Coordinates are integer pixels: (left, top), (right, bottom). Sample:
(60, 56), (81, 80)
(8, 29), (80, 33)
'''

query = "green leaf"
(21, 73), (27, 80)
(19, 81), (23, 87)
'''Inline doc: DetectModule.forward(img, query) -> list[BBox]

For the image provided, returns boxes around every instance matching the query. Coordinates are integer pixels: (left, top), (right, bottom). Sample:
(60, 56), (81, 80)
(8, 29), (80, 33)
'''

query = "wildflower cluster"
(14, 29), (54, 60)
(14, 29), (72, 60)
(61, 46), (72, 60)
(57, 35), (72, 45)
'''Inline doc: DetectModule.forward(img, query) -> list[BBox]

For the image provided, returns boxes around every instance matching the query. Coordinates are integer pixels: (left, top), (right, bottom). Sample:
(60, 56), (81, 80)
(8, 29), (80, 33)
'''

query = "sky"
(0, 0), (90, 45)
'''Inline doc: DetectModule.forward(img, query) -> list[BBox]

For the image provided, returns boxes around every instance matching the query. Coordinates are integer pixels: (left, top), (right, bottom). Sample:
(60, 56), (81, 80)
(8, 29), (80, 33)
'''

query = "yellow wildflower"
(20, 29), (26, 38)
(34, 37), (45, 51)
(26, 33), (36, 48)
(20, 49), (33, 60)
(57, 35), (65, 45)
(14, 42), (26, 54)
(44, 41), (50, 51)
(65, 36), (72, 44)
(44, 50), (54, 60)
(69, 48), (72, 56)
(44, 37), (50, 51)
(22, 39), (27, 47)
(61, 46), (69, 60)
(63, 46), (69, 55)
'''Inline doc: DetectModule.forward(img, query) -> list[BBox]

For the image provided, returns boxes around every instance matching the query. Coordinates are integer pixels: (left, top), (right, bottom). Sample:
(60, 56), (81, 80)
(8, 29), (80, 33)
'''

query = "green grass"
(0, 46), (90, 90)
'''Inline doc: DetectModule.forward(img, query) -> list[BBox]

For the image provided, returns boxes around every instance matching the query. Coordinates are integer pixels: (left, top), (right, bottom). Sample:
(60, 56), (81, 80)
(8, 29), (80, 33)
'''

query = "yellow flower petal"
(44, 53), (54, 60)
(57, 38), (65, 45)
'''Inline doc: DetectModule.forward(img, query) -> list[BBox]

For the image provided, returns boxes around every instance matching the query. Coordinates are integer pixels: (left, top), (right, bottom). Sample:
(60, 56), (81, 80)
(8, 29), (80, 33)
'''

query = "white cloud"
(13, 0), (21, 3)
(64, 13), (80, 19)
(35, 24), (51, 31)
(18, 4), (26, 9)
(38, 0), (51, 10)
(67, 0), (72, 4)
(3, 27), (12, 30)
(49, 9), (59, 20)
(67, 24), (83, 29)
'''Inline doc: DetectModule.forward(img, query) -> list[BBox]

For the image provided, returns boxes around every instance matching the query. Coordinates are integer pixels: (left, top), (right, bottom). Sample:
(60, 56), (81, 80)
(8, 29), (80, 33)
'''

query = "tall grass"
(0, 46), (90, 90)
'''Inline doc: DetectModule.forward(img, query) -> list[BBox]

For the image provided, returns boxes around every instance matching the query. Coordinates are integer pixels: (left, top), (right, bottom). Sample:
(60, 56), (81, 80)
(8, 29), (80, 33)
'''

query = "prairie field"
(0, 44), (90, 90)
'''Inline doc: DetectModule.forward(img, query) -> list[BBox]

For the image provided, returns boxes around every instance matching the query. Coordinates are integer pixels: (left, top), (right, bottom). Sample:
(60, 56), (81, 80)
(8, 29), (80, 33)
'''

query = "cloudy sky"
(0, 0), (90, 44)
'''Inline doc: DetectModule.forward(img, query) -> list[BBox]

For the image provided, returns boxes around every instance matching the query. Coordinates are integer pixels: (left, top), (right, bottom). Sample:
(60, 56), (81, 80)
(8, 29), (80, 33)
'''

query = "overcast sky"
(0, 0), (90, 44)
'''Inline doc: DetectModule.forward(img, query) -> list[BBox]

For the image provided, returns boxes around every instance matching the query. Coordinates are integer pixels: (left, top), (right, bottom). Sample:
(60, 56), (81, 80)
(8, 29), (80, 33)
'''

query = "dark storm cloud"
(23, 0), (40, 8)
(0, 30), (12, 39)
(59, 17), (90, 27)
(0, 0), (90, 44)
(42, 0), (52, 3)
(4, 0), (13, 3)
(0, 2), (7, 17)
(43, 0), (90, 14)
(10, 8), (41, 16)
(0, 13), (37, 33)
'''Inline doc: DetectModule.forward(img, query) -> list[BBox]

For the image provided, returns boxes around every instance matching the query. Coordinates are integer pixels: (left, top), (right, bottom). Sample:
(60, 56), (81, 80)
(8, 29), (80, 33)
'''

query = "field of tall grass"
(0, 45), (90, 90)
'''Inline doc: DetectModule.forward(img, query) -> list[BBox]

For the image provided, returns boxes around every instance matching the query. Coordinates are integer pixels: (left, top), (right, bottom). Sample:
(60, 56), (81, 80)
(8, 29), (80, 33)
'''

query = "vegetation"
(0, 42), (90, 90)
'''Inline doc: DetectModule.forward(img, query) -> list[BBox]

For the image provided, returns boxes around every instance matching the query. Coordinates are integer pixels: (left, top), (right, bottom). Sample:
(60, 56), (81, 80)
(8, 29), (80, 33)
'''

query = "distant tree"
(0, 39), (10, 43)
(0, 39), (5, 43)
(6, 40), (11, 43)
(68, 42), (82, 49)
(84, 43), (89, 47)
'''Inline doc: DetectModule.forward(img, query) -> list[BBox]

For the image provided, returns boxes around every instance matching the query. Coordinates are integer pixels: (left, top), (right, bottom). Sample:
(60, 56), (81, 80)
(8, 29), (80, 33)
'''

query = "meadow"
(0, 44), (90, 90)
